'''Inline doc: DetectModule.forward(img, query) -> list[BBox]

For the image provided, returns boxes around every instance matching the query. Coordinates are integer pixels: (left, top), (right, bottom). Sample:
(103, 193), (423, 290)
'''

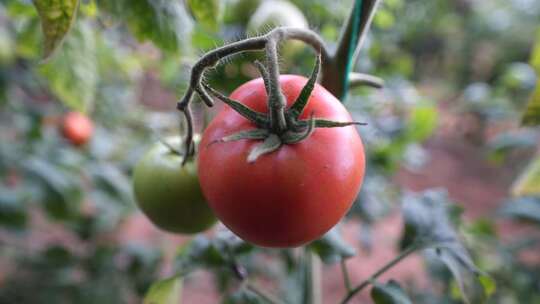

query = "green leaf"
(96, 0), (191, 53)
(308, 226), (356, 264)
(434, 245), (487, 304)
(175, 230), (254, 274)
(499, 197), (540, 226)
(187, 0), (222, 30)
(521, 80), (540, 126)
(511, 156), (540, 197)
(400, 190), (492, 304)
(371, 280), (412, 304)
(405, 103), (438, 142)
(38, 20), (97, 112)
(143, 276), (182, 304)
(33, 0), (79, 60)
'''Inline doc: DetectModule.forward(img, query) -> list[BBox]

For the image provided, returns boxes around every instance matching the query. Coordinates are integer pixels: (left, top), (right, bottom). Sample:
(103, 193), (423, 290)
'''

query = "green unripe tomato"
(132, 137), (216, 234)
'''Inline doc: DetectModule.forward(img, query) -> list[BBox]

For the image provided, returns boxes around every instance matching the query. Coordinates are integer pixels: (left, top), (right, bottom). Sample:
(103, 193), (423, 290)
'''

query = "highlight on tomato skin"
(197, 75), (366, 248)
(61, 111), (94, 146)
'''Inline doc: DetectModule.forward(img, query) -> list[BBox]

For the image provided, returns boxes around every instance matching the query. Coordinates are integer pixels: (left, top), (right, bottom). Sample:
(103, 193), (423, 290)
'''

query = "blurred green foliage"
(0, 0), (539, 303)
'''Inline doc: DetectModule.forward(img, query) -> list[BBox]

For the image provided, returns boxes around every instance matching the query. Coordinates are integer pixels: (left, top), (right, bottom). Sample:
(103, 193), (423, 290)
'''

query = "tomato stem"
(176, 23), (381, 164)
(321, 0), (382, 100)
(339, 243), (419, 304)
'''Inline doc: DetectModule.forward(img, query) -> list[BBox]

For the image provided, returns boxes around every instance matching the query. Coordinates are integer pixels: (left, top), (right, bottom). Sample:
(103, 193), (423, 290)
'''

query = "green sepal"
(247, 134), (281, 163)
(282, 114), (316, 144)
(287, 53), (321, 119)
(295, 119), (366, 128)
(203, 83), (269, 127)
(220, 129), (269, 143)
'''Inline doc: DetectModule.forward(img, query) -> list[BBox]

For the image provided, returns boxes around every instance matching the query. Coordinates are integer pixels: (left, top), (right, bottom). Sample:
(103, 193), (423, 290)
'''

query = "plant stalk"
(339, 244), (419, 304)
(321, 0), (382, 100)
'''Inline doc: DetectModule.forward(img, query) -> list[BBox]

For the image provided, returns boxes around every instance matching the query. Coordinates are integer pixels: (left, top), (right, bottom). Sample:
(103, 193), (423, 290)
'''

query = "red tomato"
(198, 75), (365, 248)
(61, 111), (94, 146)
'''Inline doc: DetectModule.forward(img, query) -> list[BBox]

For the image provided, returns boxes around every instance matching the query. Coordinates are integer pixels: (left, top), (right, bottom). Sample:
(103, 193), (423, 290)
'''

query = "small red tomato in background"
(61, 111), (94, 146)
(198, 75), (365, 248)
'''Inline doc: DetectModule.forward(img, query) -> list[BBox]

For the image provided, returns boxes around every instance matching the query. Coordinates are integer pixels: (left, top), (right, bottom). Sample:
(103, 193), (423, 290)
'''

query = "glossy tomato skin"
(61, 111), (94, 146)
(198, 75), (365, 248)
(133, 138), (217, 234)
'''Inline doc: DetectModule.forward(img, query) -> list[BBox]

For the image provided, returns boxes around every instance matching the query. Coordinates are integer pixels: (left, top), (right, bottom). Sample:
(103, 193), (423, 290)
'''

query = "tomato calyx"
(204, 54), (366, 162)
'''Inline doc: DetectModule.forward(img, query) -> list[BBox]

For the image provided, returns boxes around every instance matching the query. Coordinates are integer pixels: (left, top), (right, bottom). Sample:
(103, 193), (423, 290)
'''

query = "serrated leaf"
(39, 20), (97, 112)
(308, 226), (356, 264)
(511, 156), (540, 197)
(499, 197), (540, 225)
(521, 80), (540, 126)
(371, 280), (412, 304)
(187, 0), (222, 30)
(143, 276), (182, 304)
(96, 0), (191, 53)
(33, 0), (79, 60)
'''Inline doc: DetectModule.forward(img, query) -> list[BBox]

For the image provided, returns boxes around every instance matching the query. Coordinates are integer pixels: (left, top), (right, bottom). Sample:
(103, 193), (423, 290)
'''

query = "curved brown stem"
(176, 27), (330, 163)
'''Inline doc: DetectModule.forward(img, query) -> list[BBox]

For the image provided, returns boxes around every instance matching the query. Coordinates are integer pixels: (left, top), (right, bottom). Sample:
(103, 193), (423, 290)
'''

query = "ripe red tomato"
(61, 111), (93, 146)
(198, 75), (365, 248)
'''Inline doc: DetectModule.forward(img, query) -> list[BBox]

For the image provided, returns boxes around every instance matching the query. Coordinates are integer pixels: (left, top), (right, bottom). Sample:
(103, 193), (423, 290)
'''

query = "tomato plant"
(198, 75), (365, 247)
(4, 0), (539, 303)
(133, 137), (216, 234)
(60, 111), (94, 146)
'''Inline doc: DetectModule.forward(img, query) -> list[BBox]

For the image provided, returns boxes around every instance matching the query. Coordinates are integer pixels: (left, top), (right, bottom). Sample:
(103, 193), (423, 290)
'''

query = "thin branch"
(340, 244), (419, 304)
(348, 72), (384, 89)
(341, 259), (352, 292)
(265, 37), (288, 133)
(176, 27), (331, 164)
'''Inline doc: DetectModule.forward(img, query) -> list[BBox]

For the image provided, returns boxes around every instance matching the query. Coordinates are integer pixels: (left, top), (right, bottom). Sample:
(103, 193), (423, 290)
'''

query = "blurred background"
(0, 0), (539, 303)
